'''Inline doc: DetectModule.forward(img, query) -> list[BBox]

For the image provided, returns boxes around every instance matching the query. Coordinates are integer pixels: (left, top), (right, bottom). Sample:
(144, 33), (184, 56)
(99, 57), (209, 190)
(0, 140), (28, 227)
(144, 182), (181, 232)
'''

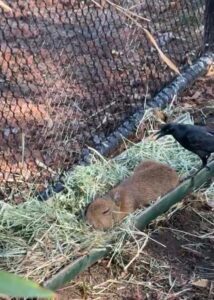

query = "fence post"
(204, 0), (214, 51)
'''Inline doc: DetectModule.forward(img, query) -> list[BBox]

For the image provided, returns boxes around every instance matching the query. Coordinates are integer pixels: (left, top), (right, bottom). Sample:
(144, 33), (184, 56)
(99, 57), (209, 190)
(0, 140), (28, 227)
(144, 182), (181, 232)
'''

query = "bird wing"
(195, 125), (214, 136)
(206, 127), (214, 136)
(186, 130), (214, 153)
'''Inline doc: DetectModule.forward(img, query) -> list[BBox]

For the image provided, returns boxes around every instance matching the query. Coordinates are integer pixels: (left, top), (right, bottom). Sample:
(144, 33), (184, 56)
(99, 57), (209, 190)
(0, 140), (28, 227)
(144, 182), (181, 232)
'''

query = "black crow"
(155, 123), (214, 172)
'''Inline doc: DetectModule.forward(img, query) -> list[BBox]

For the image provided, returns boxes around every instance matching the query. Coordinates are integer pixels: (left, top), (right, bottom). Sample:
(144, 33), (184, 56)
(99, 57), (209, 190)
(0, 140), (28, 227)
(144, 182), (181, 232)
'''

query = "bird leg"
(192, 156), (209, 178)
(201, 156), (208, 167)
(185, 156), (210, 183)
(180, 155), (211, 182)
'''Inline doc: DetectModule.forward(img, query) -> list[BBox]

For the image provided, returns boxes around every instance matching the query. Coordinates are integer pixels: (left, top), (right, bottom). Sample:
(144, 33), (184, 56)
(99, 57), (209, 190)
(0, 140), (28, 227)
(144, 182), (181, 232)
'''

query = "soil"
(178, 68), (214, 129)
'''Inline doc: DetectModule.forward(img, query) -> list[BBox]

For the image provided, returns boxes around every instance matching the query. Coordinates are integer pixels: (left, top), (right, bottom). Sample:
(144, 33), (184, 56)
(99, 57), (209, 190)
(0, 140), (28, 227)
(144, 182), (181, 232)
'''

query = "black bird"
(155, 123), (214, 173)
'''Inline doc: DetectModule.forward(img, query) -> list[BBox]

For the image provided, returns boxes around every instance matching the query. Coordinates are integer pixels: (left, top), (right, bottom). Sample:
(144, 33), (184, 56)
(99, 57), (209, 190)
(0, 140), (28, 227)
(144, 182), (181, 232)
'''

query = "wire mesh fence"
(204, 0), (214, 50)
(0, 0), (206, 201)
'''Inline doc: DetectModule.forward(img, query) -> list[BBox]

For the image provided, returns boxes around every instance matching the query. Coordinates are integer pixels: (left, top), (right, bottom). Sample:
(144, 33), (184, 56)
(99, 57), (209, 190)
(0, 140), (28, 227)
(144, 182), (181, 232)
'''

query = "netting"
(204, 0), (214, 50)
(0, 0), (207, 201)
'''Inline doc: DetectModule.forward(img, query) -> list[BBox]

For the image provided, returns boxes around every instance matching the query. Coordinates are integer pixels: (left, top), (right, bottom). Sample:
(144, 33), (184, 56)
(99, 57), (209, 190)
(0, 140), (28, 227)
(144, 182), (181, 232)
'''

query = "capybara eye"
(102, 208), (110, 215)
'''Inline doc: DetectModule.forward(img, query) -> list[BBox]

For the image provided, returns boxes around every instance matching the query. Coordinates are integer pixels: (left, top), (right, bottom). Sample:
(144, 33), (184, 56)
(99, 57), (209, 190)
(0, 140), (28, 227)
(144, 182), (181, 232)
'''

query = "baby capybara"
(85, 160), (179, 230)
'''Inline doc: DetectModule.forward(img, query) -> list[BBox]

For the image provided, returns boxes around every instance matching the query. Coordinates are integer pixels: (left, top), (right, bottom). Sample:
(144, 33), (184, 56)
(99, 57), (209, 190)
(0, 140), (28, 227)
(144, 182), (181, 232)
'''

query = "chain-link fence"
(0, 0), (207, 201)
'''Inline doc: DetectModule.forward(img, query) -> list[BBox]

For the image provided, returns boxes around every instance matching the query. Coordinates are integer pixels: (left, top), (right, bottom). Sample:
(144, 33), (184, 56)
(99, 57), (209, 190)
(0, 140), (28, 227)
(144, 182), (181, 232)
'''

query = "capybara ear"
(93, 193), (99, 200)
(113, 190), (121, 206)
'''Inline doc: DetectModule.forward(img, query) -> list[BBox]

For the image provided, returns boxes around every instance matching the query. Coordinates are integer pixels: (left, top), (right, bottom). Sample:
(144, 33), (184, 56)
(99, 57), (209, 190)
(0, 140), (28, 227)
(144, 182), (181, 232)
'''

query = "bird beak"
(154, 130), (164, 140)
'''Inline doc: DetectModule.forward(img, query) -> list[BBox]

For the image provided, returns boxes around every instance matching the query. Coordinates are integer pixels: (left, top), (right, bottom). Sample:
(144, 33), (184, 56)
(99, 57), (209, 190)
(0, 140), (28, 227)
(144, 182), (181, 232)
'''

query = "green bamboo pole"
(43, 248), (109, 290)
(44, 161), (214, 290)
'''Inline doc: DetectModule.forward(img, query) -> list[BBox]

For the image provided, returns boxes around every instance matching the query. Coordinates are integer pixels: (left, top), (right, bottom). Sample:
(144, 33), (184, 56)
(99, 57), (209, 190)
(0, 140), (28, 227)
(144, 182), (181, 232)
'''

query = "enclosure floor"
(56, 68), (214, 300)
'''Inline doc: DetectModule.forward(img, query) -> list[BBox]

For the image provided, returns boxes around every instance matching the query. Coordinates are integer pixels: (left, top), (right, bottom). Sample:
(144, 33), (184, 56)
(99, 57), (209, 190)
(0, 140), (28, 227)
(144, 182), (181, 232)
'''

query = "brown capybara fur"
(85, 160), (179, 230)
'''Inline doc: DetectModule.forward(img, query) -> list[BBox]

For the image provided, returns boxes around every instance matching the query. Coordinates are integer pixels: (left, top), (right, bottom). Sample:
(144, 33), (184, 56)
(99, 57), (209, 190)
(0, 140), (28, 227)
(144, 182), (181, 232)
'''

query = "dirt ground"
(178, 67), (214, 129)
(55, 70), (214, 300)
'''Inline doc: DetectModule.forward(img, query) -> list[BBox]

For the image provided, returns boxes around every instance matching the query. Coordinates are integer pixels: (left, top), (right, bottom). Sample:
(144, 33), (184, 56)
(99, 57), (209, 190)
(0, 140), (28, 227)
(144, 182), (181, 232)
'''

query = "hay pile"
(0, 114), (213, 283)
